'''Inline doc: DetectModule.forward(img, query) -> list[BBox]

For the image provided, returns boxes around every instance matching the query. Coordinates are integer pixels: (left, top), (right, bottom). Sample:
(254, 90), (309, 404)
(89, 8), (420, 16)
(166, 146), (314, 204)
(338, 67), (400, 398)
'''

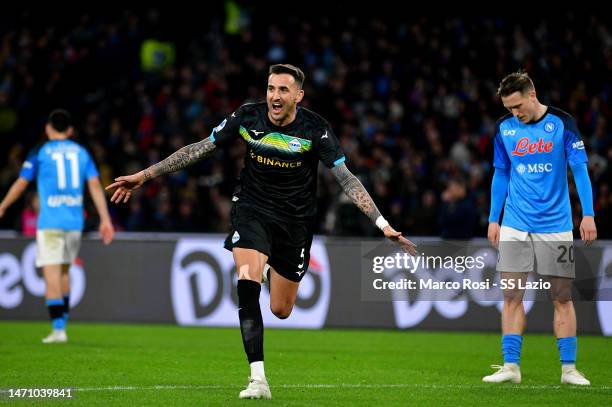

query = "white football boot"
(239, 376), (272, 399)
(561, 365), (590, 385)
(482, 364), (521, 383)
(42, 330), (68, 344)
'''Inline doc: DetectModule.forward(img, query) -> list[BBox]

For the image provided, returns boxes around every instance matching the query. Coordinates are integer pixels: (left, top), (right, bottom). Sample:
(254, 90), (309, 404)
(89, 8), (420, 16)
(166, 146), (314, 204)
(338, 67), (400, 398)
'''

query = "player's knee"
(503, 290), (524, 304)
(236, 264), (262, 282)
(549, 280), (573, 302)
(553, 299), (573, 310)
(270, 303), (293, 319)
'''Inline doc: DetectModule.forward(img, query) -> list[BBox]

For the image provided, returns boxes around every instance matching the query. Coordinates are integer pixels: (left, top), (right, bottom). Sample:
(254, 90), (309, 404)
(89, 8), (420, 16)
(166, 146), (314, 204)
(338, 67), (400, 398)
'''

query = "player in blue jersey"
(482, 72), (597, 385)
(0, 109), (114, 343)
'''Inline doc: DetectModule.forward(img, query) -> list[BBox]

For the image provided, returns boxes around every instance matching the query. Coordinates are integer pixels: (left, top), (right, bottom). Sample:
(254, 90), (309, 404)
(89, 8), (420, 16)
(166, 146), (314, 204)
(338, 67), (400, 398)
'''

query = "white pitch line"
(3, 383), (611, 393)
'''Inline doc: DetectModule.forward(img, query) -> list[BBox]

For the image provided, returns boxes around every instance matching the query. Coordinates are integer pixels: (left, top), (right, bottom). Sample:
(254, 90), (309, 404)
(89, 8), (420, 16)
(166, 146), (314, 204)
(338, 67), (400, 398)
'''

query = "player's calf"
(268, 267), (299, 319)
(237, 279), (264, 362)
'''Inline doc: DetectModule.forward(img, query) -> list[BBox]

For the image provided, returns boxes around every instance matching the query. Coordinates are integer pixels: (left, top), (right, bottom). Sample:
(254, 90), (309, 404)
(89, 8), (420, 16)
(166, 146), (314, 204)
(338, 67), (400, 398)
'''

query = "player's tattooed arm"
(107, 136), (217, 204)
(330, 163), (417, 254)
(144, 137), (216, 180)
(331, 163), (382, 224)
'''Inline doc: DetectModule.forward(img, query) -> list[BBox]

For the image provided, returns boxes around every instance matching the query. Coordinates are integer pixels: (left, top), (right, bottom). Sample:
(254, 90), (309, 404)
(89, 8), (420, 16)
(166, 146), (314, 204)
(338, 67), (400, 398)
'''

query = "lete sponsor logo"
(170, 237), (331, 328)
(511, 137), (553, 156)
(0, 242), (85, 309)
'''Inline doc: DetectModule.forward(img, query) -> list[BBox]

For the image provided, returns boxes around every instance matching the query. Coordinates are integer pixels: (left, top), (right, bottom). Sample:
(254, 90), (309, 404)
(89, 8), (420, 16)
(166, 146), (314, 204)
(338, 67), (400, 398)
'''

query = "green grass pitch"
(1, 321), (611, 406)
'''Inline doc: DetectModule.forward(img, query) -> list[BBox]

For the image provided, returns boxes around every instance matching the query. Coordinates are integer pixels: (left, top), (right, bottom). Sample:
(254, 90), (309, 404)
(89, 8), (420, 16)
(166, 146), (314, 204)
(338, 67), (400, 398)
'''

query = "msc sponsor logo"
(171, 237), (331, 328)
(572, 140), (585, 150)
(516, 163), (553, 174)
(249, 152), (302, 168)
(544, 122), (556, 133)
(0, 243), (85, 310)
(502, 129), (516, 136)
(511, 137), (553, 156)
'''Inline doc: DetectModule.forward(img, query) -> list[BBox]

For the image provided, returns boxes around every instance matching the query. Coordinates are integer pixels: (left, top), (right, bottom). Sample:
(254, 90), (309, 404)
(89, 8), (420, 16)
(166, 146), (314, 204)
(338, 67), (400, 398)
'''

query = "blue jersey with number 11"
(20, 140), (98, 231)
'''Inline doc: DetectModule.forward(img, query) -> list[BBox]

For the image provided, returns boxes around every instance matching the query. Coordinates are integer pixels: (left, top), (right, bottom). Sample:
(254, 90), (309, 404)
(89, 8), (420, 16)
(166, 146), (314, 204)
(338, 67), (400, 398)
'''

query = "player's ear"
(296, 89), (304, 104)
(528, 89), (536, 100)
(66, 127), (74, 138)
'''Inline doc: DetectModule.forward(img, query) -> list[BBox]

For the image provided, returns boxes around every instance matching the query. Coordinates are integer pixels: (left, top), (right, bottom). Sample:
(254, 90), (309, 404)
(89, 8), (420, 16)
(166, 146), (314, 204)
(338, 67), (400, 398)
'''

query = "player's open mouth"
(272, 103), (283, 114)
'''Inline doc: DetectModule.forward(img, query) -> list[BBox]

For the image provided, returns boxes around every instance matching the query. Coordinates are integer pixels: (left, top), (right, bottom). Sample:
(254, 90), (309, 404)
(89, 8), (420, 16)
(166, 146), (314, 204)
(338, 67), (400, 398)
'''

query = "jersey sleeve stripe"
(333, 156), (346, 167)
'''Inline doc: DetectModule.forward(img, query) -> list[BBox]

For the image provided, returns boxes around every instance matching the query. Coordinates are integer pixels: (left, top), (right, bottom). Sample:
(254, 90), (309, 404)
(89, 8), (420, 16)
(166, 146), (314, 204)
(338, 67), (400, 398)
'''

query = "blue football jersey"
(20, 140), (99, 231)
(493, 107), (588, 233)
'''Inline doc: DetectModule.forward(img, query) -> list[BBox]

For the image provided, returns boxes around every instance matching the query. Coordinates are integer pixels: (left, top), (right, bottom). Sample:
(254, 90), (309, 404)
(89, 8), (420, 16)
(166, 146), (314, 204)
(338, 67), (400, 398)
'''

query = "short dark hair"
(269, 64), (305, 88)
(497, 70), (535, 97)
(48, 109), (72, 132)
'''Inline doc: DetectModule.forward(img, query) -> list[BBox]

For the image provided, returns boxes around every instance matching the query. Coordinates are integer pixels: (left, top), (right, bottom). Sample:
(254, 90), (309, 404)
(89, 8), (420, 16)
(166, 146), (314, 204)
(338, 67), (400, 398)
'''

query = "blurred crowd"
(1, 7), (611, 238)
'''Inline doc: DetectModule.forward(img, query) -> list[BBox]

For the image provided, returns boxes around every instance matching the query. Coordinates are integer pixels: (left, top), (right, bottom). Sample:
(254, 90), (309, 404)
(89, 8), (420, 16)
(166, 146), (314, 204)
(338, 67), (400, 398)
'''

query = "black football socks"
(237, 279), (264, 363)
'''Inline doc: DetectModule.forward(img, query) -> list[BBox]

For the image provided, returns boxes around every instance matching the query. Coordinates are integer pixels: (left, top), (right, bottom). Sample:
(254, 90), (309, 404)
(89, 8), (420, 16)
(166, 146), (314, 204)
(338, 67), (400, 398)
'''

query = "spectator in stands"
(439, 176), (477, 239)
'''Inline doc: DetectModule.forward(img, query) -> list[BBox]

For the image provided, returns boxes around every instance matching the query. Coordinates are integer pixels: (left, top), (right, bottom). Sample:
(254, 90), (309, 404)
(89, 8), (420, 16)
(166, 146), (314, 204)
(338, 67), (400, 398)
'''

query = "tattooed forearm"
(145, 137), (216, 179)
(331, 163), (382, 223)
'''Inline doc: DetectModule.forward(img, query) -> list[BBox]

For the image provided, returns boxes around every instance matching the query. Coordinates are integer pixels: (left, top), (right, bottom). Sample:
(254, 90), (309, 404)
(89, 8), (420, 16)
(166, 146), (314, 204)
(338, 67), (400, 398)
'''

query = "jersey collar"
(527, 106), (549, 125)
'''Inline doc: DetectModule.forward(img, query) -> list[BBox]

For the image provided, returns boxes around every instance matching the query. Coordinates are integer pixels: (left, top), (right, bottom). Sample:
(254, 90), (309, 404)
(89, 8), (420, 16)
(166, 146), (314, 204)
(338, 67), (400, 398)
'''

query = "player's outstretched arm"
(106, 136), (216, 203)
(0, 177), (29, 219)
(331, 163), (417, 255)
(87, 176), (115, 245)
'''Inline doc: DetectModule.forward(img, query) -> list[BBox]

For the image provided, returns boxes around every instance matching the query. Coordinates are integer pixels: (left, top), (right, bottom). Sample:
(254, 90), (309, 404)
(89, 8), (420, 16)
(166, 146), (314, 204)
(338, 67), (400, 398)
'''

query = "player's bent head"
(48, 109), (72, 133)
(269, 64), (305, 89)
(497, 70), (535, 98)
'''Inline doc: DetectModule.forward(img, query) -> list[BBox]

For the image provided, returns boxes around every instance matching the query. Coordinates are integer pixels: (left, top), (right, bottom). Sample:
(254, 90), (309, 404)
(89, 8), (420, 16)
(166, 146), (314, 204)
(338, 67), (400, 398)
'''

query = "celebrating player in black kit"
(107, 64), (417, 399)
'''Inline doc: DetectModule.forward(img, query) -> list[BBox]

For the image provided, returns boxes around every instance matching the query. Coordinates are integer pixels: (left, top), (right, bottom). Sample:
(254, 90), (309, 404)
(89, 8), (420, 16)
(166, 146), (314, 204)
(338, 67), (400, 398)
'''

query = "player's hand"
(99, 220), (115, 245)
(383, 225), (418, 255)
(0, 207), (5, 219)
(488, 222), (501, 248)
(580, 216), (597, 246)
(106, 171), (146, 203)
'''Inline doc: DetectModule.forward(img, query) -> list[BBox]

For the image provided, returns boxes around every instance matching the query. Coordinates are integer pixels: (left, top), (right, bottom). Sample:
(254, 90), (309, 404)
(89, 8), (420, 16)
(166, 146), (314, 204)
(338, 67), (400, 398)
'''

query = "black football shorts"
(224, 202), (314, 282)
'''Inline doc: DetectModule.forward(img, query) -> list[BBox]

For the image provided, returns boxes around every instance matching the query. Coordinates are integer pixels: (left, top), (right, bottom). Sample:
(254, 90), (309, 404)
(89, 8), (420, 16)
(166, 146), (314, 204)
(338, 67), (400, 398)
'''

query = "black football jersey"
(211, 102), (345, 220)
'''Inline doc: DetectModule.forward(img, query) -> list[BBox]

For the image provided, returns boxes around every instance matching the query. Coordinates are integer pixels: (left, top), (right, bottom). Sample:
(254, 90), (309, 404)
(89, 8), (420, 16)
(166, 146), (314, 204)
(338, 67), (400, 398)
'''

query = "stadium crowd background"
(0, 7), (610, 238)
